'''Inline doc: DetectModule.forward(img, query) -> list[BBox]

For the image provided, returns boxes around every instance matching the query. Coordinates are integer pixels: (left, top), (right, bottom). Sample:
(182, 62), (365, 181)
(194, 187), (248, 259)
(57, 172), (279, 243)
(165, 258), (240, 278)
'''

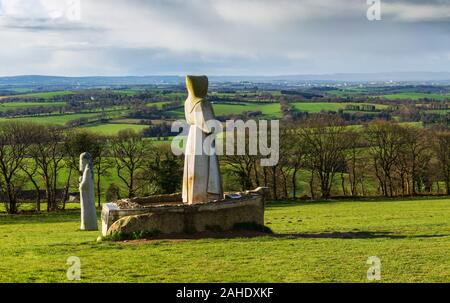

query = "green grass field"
(168, 102), (282, 119)
(0, 109), (127, 125)
(292, 102), (388, 113)
(0, 101), (66, 112)
(382, 92), (450, 101)
(146, 101), (173, 109)
(10, 91), (75, 99)
(326, 88), (367, 97)
(81, 123), (149, 135)
(0, 113), (102, 125)
(1, 197), (449, 282)
(213, 103), (281, 117)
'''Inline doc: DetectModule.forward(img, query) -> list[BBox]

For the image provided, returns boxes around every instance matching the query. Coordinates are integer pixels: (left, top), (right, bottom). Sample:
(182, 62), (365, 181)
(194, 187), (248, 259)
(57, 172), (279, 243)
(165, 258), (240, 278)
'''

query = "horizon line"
(2, 71), (450, 78)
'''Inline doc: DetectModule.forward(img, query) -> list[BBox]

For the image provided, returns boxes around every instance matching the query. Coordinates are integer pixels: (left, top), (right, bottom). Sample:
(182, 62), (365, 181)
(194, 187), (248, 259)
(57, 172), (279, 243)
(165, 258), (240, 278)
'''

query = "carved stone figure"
(182, 75), (223, 204)
(79, 152), (98, 230)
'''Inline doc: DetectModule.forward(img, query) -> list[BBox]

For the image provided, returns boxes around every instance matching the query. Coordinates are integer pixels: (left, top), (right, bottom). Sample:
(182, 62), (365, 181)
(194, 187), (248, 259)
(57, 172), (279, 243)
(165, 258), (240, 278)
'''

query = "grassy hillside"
(0, 101), (66, 112)
(212, 102), (282, 118)
(0, 197), (449, 282)
(292, 102), (388, 113)
(382, 92), (450, 101)
(9, 91), (75, 99)
(81, 123), (149, 135)
(0, 113), (103, 125)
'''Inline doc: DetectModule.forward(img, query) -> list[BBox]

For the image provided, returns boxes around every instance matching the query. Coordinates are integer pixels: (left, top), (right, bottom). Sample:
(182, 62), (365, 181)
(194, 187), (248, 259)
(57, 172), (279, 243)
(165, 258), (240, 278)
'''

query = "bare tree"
(345, 130), (365, 196)
(93, 139), (113, 207)
(394, 127), (431, 195)
(28, 124), (67, 211)
(222, 154), (256, 191)
(65, 130), (112, 207)
(278, 126), (305, 199)
(0, 122), (33, 214)
(20, 159), (41, 212)
(139, 144), (183, 195)
(222, 131), (259, 192)
(111, 129), (147, 198)
(299, 115), (349, 199)
(366, 121), (406, 197)
(433, 130), (450, 195)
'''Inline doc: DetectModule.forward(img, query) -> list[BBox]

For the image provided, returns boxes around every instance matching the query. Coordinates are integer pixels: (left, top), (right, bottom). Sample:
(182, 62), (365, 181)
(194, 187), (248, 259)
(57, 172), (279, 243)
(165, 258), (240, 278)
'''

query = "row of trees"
(223, 116), (449, 200)
(0, 117), (448, 214)
(0, 122), (182, 214)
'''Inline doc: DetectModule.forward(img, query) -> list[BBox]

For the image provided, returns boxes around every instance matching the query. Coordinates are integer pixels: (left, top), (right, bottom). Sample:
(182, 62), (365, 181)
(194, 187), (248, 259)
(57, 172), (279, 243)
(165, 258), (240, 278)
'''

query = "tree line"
(223, 116), (449, 200)
(0, 117), (448, 214)
(0, 122), (182, 214)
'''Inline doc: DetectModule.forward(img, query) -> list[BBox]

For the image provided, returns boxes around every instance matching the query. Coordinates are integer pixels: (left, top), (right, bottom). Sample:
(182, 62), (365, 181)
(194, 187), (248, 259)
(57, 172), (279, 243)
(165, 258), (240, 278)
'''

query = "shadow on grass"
(0, 210), (91, 225)
(118, 231), (450, 242)
(266, 195), (450, 208)
(272, 231), (450, 239)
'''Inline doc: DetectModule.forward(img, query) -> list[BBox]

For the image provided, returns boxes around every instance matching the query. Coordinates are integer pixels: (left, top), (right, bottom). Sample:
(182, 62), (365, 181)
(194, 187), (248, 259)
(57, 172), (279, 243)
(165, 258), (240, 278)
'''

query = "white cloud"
(384, 2), (450, 22)
(0, 0), (449, 76)
(212, 0), (363, 27)
(0, 0), (82, 26)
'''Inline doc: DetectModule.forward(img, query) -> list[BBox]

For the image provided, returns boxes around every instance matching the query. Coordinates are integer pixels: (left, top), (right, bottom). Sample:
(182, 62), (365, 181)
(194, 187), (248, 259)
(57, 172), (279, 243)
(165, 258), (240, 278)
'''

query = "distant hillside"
(0, 75), (184, 87)
(1, 72), (450, 88)
(210, 72), (450, 83)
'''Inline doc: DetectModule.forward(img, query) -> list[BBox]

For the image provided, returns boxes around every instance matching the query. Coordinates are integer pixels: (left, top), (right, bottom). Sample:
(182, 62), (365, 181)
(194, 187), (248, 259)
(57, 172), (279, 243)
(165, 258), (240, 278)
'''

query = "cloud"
(0, 0), (84, 29)
(384, 1), (450, 22)
(0, 0), (449, 76)
(212, 0), (364, 26)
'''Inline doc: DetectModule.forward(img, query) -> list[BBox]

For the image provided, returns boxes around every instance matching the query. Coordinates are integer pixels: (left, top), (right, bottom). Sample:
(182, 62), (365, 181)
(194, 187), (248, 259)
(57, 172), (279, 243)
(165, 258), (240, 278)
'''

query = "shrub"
(105, 183), (121, 202)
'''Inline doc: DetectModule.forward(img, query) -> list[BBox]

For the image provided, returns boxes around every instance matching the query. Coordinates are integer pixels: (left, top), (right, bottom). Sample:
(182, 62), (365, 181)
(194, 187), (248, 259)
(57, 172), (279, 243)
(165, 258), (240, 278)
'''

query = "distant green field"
(326, 88), (367, 97)
(0, 101), (65, 112)
(81, 123), (149, 135)
(327, 89), (450, 101)
(0, 113), (101, 125)
(109, 118), (144, 124)
(10, 91), (75, 99)
(223, 102), (280, 117)
(399, 121), (423, 128)
(425, 109), (450, 115)
(109, 89), (142, 96)
(292, 102), (388, 113)
(146, 101), (173, 109)
(382, 92), (450, 101)
(166, 102), (282, 119)
(213, 102), (281, 117)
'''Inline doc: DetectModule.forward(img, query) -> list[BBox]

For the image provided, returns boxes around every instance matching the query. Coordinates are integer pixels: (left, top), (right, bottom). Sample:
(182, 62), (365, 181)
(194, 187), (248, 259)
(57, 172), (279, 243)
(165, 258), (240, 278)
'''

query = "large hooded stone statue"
(182, 75), (223, 204)
(79, 152), (98, 230)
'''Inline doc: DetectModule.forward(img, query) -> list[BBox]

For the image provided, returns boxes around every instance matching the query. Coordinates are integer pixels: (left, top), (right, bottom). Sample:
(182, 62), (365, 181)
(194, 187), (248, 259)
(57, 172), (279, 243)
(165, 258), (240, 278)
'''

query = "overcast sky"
(0, 0), (449, 76)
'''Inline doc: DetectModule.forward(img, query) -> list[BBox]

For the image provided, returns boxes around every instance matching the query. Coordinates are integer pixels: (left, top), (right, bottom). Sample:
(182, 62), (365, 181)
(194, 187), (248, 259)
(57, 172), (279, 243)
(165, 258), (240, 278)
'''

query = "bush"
(105, 183), (121, 202)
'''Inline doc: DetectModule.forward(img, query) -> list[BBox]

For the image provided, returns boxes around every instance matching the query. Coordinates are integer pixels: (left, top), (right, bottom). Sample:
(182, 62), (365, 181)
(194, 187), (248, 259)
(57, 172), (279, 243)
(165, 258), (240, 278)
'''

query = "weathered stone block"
(101, 193), (265, 237)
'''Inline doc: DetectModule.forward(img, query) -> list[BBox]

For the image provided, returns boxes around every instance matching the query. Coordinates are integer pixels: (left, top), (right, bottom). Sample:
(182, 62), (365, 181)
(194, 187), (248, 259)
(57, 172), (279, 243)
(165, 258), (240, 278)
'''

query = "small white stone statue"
(182, 75), (223, 204)
(79, 152), (98, 230)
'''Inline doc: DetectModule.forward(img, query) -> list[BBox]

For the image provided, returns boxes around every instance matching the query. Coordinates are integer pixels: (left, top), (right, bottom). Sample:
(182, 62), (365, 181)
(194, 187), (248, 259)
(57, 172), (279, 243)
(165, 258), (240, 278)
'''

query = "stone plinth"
(101, 192), (265, 237)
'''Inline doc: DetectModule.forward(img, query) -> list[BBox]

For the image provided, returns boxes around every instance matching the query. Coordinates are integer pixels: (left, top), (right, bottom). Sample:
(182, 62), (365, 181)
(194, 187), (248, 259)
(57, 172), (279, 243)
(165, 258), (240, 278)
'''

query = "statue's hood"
(186, 75), (208, 111)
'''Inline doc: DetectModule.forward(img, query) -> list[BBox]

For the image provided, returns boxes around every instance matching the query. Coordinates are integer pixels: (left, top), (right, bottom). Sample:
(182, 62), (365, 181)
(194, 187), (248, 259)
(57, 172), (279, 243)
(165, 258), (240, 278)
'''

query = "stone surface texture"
(102, 191), (266, 237)
(79, 152), (98, 231)
(182, 75), (223, 204)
